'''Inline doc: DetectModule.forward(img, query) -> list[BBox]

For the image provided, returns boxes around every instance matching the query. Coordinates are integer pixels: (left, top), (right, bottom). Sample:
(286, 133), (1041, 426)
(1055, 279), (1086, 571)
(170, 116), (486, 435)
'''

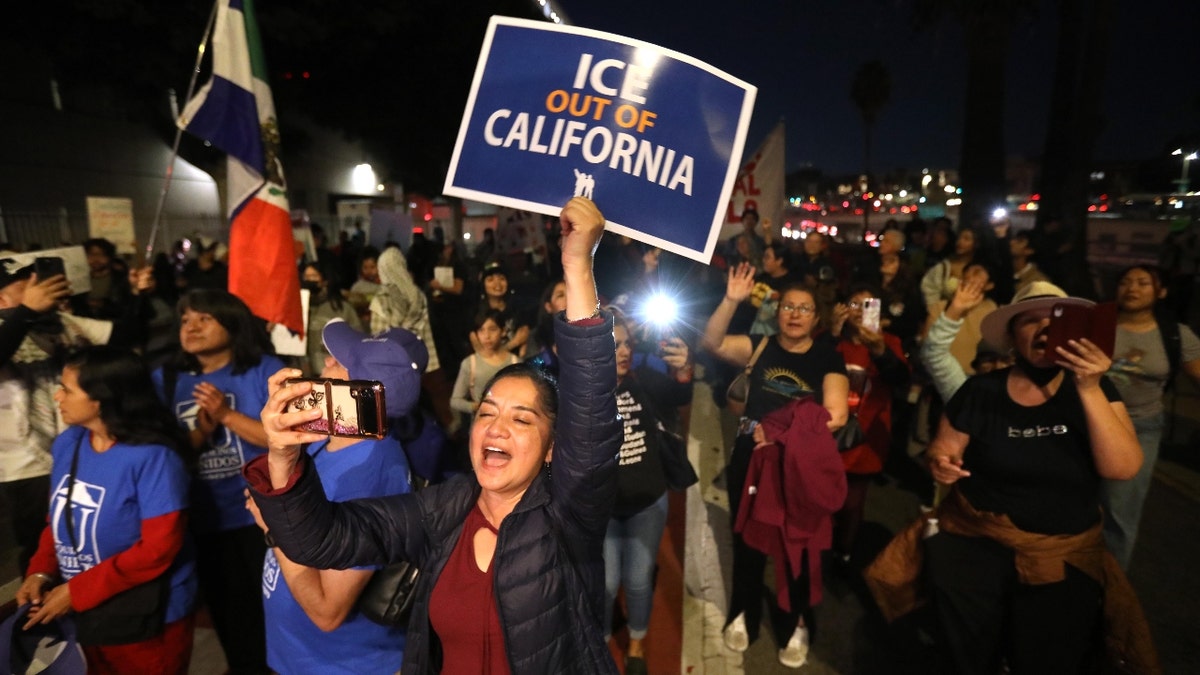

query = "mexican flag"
(179, 0), (303, 336)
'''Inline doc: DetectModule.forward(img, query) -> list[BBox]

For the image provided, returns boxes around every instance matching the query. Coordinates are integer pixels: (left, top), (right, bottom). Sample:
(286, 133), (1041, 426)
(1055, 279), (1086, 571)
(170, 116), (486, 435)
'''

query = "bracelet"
(263, 531), (277, 548)
(567, 301), (602, 323)
(31, 572), (54, 584)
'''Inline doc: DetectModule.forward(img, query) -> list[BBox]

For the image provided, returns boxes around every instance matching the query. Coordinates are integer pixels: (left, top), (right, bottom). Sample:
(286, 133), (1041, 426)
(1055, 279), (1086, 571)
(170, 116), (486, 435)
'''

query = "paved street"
(679, 377), (1200, 674)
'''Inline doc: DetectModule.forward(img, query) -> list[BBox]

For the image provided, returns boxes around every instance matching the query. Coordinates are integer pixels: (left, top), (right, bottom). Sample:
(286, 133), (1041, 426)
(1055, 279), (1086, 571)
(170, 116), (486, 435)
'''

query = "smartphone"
(1044, 302), (1117, 359)
(861, 298), (882, 333)
(33, 256), (66, 279)
(286, 378), (387, 439)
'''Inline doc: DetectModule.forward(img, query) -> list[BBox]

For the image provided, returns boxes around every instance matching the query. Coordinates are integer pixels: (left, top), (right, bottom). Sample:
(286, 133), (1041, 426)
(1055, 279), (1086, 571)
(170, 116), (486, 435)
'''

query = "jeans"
(604, 494), (669, 640)
(1101, 412), (1163, 570)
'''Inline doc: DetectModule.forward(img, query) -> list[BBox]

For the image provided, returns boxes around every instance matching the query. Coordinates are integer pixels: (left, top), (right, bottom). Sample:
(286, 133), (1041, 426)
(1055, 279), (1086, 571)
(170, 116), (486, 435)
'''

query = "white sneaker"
(778, 625), (809, 668)
(723, 613), (749, 653)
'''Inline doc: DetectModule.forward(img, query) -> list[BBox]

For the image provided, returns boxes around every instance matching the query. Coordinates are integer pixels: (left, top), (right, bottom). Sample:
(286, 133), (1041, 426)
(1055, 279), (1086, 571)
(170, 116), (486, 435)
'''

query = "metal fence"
(0, 209), (227, 258)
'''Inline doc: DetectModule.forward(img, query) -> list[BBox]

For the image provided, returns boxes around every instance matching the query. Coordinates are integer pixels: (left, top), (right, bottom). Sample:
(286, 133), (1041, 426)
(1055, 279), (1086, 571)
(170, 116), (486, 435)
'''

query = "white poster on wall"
(86, 197), (138, 255)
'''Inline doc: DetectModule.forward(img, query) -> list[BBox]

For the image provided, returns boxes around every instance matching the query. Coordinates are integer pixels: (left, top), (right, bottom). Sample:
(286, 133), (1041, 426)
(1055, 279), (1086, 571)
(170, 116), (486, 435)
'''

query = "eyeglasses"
(779, 303), (816, 315)
(848, 299), (877, 309)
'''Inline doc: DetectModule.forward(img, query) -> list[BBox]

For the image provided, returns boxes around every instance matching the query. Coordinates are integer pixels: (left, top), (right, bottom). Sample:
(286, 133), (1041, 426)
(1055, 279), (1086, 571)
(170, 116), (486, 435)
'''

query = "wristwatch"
(263, 531), (276, 548)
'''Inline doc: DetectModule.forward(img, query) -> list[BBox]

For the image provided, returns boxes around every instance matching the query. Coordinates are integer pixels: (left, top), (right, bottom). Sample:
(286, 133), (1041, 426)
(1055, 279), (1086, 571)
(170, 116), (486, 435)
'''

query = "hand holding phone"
(285, 378), (387, 438)
(33, 256), (66, 280)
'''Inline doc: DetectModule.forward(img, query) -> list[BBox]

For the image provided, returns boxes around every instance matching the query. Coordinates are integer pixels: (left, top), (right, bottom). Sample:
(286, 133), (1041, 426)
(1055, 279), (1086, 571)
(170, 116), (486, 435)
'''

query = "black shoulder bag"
(355, 473), (423, 627)
(64, 435), (170, 646)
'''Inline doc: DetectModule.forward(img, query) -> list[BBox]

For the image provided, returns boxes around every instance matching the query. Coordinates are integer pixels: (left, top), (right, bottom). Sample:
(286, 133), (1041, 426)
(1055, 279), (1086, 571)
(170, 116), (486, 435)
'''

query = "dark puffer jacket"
(249, 313), (620, 674)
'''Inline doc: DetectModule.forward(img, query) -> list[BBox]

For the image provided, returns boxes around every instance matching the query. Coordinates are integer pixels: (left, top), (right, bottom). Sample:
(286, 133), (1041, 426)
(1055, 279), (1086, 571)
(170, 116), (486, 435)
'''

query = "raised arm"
(1055, 338), (1141, 480)
(920, 277), (986, 401)
(560, 197), (602, 322)
(701, 262), (756, 365)
(552, 198), (620, 536)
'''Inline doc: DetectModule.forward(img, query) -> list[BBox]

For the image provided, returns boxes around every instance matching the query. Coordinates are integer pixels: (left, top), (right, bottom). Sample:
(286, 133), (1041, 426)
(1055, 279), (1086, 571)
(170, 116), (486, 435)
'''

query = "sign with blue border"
(444, 17), (756, 264)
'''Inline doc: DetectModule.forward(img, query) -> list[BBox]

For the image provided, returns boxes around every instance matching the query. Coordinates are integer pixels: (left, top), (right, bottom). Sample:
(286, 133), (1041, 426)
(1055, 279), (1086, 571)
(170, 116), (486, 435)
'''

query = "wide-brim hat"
(979, 280), (1093, 351)
(322, 319), (428, 418)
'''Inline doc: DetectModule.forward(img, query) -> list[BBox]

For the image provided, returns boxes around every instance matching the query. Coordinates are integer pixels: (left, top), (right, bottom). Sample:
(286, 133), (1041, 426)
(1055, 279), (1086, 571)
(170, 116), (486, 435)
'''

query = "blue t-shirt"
(49, 426), (197, 624)
(153, 357), (283, 532)
(263, 435), (412, 674)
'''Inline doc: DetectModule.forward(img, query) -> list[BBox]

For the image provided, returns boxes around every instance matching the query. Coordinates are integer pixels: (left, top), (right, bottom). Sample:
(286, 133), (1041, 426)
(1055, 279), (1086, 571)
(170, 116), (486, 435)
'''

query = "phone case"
(862, 298), (882, 333)
(286, 378), (387, 438)
(1045, 302), (1117, 359)
(34, 256), (66, 279)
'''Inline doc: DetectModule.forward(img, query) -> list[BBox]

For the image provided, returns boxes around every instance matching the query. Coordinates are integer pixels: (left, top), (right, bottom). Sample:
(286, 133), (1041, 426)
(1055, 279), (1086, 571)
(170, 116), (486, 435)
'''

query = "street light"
(1172, 148), (1198, 194)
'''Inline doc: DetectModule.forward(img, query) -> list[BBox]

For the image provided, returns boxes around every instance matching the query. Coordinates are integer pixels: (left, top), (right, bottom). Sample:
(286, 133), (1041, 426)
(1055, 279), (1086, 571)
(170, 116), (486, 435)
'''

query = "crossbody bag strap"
(743, 335), (769, 377)
(63, 433), (84, 551)
(468, 354), (477, 401)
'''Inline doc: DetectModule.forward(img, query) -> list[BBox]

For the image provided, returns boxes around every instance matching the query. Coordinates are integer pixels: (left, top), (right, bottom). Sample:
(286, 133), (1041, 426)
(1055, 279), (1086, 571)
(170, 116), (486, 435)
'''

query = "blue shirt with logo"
(262, 435), (412, 674)
(49, 426), (197, 624)
(154, 356), (284, 533)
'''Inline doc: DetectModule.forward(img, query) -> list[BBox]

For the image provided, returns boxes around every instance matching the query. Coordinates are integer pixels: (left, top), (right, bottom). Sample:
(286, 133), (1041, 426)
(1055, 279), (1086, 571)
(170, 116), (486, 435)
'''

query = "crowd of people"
(1, 198), (1197, 674)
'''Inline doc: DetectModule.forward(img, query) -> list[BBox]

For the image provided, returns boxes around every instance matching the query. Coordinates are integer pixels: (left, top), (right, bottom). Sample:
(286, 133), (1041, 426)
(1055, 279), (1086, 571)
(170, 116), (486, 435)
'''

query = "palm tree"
(851, 60), (892, 234)
(911, 0), (1037, 230)
(1035, 0), (1115, 298)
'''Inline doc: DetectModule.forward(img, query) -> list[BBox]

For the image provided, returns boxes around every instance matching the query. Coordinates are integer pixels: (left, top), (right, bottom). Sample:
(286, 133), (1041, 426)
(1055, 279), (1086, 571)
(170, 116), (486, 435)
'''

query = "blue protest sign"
(444, 17), (756, 264)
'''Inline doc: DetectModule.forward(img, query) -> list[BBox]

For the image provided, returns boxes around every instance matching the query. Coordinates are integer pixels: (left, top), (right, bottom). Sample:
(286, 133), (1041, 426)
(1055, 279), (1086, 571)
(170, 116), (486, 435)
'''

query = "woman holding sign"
(247, 198), (621, 674)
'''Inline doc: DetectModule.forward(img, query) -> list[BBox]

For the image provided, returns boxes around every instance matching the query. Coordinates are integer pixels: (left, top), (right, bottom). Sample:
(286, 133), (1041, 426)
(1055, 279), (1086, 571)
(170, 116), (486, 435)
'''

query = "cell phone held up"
(33, 256), (66, 280)
(861, 298), (882, 334)
(285, 378), (387, 439)
(1044, 302), (1117, 359)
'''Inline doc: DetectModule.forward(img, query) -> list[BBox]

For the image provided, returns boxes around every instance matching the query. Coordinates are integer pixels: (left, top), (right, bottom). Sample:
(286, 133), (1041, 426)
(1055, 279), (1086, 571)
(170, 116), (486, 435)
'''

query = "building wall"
(0, 102), (221, 251)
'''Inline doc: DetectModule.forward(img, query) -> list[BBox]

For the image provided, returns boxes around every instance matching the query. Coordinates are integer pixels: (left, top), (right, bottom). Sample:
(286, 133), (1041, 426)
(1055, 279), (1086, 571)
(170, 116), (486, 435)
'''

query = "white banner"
(721, 121), (785, 243)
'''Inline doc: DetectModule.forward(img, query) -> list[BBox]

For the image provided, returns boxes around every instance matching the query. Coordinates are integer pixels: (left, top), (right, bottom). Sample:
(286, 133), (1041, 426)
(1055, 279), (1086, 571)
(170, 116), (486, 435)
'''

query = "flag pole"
(143, 0), (220, 266)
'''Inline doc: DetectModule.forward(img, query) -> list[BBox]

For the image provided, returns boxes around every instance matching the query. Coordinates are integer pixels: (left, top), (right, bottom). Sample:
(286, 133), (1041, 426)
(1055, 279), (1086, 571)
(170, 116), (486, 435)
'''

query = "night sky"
(558, 0), (1198, 177)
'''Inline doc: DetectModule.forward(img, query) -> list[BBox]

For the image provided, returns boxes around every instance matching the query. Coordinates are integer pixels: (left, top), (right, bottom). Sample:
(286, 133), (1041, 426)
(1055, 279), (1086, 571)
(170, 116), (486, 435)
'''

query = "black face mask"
(1014, 353), (1061, 387)
(300, 280), (322, 294)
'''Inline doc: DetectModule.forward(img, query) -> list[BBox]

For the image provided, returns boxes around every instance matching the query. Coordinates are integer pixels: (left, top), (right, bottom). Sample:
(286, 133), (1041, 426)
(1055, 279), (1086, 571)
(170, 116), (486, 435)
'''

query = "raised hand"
(558, 197), (605, 274)
(856, 324), (887, 356)
(831, 302), (850, 337)
(259, 368), (328, 486)
(129, 266), (156, 294)
(21, 273), (70, 313)
(725, 262), (756, 304)
(659, 337), (690, 370)
(946, 277), (986, 321)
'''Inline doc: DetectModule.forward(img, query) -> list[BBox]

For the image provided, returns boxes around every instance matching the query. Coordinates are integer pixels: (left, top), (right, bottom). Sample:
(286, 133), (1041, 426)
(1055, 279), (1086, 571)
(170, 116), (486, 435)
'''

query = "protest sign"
(445, 17), (756, 264)
(86, 196), (138, 255)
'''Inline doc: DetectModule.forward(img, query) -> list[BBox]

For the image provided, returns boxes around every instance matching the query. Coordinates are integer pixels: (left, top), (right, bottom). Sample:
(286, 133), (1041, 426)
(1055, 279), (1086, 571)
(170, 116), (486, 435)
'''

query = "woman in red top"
(831, 284), (910, 562)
